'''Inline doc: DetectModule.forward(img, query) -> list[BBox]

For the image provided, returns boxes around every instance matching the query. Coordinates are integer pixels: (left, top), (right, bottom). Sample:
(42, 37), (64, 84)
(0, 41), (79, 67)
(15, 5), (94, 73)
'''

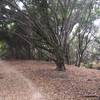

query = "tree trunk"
(66, 54), (70, 64)
(77, 58), (81, 67)
(75, 54), (82, 67)
(55, 57), (66, 71)
(65, 45), (70, 65)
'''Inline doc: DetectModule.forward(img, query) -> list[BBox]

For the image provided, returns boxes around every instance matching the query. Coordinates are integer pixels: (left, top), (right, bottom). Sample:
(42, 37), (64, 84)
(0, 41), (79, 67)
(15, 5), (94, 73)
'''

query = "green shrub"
(84, 63), (93, 69)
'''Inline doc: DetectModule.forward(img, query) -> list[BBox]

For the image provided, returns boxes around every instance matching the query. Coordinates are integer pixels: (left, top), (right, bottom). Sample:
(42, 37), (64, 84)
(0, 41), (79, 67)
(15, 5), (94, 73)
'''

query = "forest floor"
(0, 60), (100, 100)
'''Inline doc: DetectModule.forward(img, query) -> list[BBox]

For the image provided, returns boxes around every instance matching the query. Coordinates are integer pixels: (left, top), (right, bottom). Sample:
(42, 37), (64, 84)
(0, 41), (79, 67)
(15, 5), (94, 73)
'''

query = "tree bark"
(65, 44), (70, 64)
(55, 57), (66, 71)
(75, 54), (82, 67)
(77, 57), (81, 67)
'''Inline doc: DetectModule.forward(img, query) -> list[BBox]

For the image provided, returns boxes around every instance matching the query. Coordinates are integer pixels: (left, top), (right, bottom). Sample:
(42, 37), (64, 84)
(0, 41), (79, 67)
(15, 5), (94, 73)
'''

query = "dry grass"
(0, 60), (100, 100)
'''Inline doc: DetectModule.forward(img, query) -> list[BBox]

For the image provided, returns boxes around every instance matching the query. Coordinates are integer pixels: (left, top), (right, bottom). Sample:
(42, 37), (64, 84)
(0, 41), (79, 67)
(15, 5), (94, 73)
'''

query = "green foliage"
(0, 0), (100, 70)
(0, 41), (8, 58)
(84, 63), (93, 69)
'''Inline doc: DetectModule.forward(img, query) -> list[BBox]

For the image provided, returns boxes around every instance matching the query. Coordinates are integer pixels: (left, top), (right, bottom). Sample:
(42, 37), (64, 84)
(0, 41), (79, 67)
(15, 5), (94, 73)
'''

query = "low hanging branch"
(1, 0), (97, 71)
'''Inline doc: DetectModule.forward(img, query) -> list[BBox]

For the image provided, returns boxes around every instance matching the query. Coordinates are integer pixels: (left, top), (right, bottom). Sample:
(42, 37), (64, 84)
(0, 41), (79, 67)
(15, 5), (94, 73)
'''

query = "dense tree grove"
(0, 0), (100, 71)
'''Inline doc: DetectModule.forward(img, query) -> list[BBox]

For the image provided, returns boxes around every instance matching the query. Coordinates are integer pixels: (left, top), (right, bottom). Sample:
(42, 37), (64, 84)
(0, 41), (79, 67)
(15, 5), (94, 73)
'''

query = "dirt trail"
(0, 61), (46, 100)
(0, 60), (100, 100)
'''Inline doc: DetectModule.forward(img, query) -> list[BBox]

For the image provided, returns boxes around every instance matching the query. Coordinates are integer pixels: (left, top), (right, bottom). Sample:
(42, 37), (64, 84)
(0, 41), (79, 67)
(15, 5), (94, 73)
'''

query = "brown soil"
(0, 60), (100, 100)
